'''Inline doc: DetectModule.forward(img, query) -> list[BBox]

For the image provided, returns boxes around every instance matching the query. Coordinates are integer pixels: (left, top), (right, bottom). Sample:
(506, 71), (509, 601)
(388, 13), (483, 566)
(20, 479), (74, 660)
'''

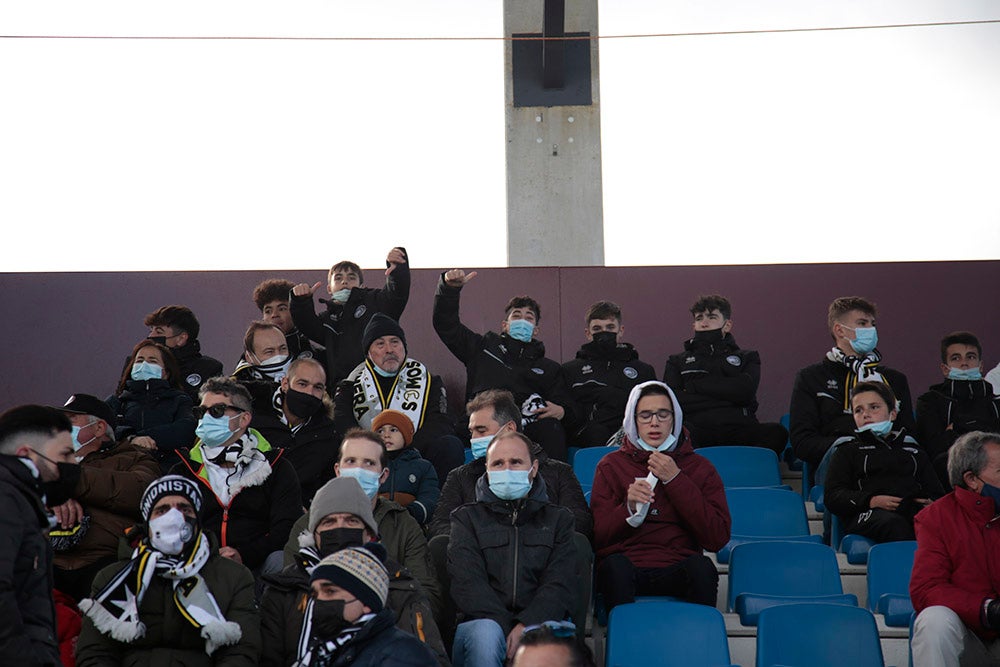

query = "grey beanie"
(308, 476), (379, 536)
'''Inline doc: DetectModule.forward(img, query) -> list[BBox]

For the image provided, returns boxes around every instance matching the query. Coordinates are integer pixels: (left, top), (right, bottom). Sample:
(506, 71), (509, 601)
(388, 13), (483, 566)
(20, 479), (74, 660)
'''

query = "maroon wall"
(3, 260), (998, 426)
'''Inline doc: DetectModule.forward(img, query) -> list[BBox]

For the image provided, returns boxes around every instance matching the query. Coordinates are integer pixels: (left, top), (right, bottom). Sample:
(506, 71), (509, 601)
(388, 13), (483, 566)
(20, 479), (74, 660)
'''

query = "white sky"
(1, 1), (998, 271)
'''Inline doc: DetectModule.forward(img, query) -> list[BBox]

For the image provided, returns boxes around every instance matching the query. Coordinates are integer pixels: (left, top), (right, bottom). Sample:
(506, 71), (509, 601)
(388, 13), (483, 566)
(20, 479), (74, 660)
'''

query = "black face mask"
(147, 336), (168, 346)
(591, 331), (618, 347)
(317, 527), (366, 558)
(693, 328), (725, 342)
(312, 599), (351, 638)
(43, 462), (81, 507)
(285, 389), (324, 419)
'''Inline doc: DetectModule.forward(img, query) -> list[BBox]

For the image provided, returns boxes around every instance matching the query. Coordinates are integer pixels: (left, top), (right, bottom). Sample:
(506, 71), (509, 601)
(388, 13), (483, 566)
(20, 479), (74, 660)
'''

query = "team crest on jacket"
(623, 367), (638, 379)
(827, 379), (839, 389)
(186, 373), (202, 386)
(409, 474), (417, 483)
(354, 305), (367, 319)
(726, 355), (741, 367)
(581, 365), (593, 374)
(531, 368), (544, 375)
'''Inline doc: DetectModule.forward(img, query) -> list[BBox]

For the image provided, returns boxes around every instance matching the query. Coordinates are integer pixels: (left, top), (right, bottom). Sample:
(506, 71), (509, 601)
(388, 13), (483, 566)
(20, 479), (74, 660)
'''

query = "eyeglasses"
(192, 404), (245, 419)
(636, 409), (673, 423)
(522, 620), (577, 638)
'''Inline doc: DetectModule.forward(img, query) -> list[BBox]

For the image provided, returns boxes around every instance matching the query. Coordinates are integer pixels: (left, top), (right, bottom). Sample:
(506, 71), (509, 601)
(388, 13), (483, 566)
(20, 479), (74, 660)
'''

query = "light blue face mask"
(470, 435), (492, 460)
(948, 367), (983, 381)
(636, 433), (677, 453)
(849, 327), (878, 355)
(507, 319), (534, 343)
(196, 414), (235, 449)
(488, 469), (533, 500)
(331, 288), (352, 304)
(339, 466), (382, 499)
(131, 361), (163, 381)
(372, 363), (397, 378)
(71, 422), (98, 452)
(857, 420), (893, 437)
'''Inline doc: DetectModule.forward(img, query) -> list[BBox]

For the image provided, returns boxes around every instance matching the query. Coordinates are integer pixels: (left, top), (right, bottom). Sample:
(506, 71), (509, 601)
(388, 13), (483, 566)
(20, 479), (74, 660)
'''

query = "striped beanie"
(310, 543), (389, 612)
(139, 475), (203, 521)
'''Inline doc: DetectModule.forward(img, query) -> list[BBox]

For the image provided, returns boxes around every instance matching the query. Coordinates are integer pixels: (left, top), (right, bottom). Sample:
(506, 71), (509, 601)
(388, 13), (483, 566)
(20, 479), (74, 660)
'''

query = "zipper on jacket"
(222, 507), (229, 546)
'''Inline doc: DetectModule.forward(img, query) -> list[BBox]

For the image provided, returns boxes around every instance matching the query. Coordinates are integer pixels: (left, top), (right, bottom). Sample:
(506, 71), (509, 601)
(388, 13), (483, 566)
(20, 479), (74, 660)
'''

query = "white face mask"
(148, 508), (195, 555)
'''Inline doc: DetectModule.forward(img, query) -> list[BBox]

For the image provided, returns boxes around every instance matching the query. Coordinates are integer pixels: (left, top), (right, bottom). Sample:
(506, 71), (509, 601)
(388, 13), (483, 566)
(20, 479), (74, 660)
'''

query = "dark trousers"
(54, 557), (117, 602)
(846, 508), (916, 543)
(597, 552), (719, 612)
(416, 434), (467, 489)
(688, 420), (788, 455)
(525, 417), (568, 462)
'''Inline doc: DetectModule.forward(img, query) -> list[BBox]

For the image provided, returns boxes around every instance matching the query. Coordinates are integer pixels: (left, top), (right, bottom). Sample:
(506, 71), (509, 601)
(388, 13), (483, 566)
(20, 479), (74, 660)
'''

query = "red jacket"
(911, 486), (1000, 640)
(54, 589), (81, 667)
(591, 428), (730, 568)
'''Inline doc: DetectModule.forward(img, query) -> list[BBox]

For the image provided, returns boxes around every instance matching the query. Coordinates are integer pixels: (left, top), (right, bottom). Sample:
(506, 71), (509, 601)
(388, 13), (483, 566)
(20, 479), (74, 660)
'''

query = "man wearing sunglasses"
(172, 377), (302, 578)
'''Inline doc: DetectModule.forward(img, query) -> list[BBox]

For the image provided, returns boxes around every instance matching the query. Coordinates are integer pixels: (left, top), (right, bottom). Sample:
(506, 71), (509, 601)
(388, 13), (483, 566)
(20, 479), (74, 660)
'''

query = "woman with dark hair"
(825, 380), (944, 543)
(106, 340), (196, 466)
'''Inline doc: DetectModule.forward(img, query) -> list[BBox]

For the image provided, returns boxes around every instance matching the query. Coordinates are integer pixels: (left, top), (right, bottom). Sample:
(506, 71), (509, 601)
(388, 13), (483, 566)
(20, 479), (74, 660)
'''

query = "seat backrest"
(867, 540), (918, 612)
(756, 603), (885, 667)
(572, 445), (616, 493)
(726, 487), (810, 537)
(727, 541), (843, 611)
(607, 600), (733, 667)
(698, 446), (782, 488)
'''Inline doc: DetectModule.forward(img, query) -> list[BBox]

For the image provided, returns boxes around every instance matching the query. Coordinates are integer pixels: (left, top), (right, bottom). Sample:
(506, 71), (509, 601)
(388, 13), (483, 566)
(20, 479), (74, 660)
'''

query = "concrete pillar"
(504, 0), (604, 266)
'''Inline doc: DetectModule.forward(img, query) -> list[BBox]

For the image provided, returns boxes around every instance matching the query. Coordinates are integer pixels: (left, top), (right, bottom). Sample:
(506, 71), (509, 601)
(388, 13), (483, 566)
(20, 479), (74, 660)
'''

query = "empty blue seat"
(868, 540), (918, 627)
(756, 603), (885, 667)
(716, 487), (822, 564)
(728, 541), (857, 625)
(840, 532), (877, 565)
(571, 445), (616, 496)
(607, 600), (738, 667)
(698, 446), (787, 489)
(809, 484), (825, 513)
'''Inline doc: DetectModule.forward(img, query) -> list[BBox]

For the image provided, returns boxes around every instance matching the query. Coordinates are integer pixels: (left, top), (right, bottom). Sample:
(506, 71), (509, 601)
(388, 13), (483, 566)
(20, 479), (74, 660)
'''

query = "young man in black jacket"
(663, 295), (786, 453)
(291, 247), (410, 386)
(144, 304), (224, 401)
(562, 301), (656, 448)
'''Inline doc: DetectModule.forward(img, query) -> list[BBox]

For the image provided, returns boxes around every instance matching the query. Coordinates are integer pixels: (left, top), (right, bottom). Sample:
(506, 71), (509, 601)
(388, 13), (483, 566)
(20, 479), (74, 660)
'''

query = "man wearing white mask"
(447, 431), (577, 667)
(77, 475), (260, 663)
(232, 321), (292, 385)
(172, 377), (301, 576)
(790, 296), (915, 479)
(591, 381), (730, 613)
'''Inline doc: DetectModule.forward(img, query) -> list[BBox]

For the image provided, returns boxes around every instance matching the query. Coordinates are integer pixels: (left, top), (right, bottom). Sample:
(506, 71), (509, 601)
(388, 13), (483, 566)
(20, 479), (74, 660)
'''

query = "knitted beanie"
(361, 314), (407, 356)
(371, 409), (415, 446)
(139, 475), (203, 521)
(310, 543), (389, 612)
(308, 476), (379, 536)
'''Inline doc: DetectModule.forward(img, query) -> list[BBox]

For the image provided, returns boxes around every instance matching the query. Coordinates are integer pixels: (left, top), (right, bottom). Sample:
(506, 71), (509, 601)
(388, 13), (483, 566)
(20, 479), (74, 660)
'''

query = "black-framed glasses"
(636, 409), (673, 423)
(193, 404), (245, 420)
(522, 620), (577, 638)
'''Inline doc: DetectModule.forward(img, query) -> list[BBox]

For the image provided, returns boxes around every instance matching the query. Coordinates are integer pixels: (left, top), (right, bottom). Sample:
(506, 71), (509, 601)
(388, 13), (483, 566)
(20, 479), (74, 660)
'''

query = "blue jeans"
(453, 618), (506, 667)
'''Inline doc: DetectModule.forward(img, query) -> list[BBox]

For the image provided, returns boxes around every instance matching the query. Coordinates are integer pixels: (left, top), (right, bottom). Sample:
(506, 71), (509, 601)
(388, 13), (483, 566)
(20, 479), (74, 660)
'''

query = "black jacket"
(790, 356), (915, 467)
(171, 339), (225, 401)
(171, 434), (303, 571)
(107, 379), (197, 459)
(447, 475), (577, 636)
(916, 379), (1000, 464)
(825, 428), (944, 524)
(381, 448), (440, 526)
(663, 332), (762, 424)
(429, 442), (592, 540)
(432, 275), (577, 421)
(0, 455), (60, 665)
(290, 259), (410, 386)
(562, 340), (656, 438)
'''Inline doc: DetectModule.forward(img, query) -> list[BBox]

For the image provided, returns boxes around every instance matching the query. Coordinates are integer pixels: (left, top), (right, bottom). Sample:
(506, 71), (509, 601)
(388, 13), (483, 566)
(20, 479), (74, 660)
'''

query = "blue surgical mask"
(331, 288), (352, 304)
(948, 367), (983, 381)
(372, 364), (397, 378)
(636, 433), (677, 453)
(849, 327), (878, 355)
(488, 469), (533, 500)
(196, 413), (235, 449)
(131, 361), (163, 381)
(857, 420), (893, 437)
(979, 481), (1000, 513)
(339, 466), (382, 499)
(470, 435), (491, 460)
(507, 319), (534, 343)
(71, 422), (98, 452)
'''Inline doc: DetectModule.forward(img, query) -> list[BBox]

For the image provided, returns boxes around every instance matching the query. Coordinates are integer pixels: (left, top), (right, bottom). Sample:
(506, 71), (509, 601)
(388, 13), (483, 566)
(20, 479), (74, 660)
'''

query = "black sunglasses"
(521, 620), (577, 638)
(192, 404), (245, 420)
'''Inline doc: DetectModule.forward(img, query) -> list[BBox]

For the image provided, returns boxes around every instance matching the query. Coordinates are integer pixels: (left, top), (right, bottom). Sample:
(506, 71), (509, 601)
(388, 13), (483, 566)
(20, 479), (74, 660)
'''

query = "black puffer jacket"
(563, 339), (656, 438)
(447, 475), (577, 637)
(825, 428), (944, 524)
(916, 379), (1000, 464)
(290, 254), (410, 386)
(663, 331), (762, 423)
(107, 379), (196, 460)
(0, 455), (60, 665)
(429, 442), (592, 540)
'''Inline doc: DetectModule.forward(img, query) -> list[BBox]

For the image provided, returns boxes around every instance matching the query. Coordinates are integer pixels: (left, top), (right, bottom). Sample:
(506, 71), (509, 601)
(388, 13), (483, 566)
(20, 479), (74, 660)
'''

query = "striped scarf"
(827, 347), (886, 411)
(294, 598), (375, 666)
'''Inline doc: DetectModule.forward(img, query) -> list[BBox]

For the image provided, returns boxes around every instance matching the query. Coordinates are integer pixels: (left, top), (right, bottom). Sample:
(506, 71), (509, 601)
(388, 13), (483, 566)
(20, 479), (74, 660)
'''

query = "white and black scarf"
(200, 430), (272, 503)
(78, 532), (241, 654)
(293, 598), (374, 667)
(347, 358), (431, 430)
(827, 347), (885, 411)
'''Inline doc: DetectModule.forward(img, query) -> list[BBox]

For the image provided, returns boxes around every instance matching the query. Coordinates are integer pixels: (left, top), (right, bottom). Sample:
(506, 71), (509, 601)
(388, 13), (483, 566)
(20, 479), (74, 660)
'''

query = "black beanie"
(361, 314), (407, 356)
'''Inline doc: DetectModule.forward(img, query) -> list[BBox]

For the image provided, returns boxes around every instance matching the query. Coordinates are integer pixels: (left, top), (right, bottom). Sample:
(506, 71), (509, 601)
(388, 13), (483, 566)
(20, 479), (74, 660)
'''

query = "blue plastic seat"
(840, 533), (877, 565)
(868, 540), (918, 627)
(571, 445), (616, 496)
(607, 600), (738, 667)
(698, 446), (788, 489)
(809, 484), (825, 513)
(756, 603), (885, 667)
(728, 541), (858, 625)
(716, 487), (822, 564)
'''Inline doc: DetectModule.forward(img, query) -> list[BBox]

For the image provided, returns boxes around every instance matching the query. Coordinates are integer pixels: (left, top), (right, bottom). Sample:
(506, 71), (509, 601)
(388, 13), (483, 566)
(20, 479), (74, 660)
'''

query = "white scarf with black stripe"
(293, 598), (375, 667)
